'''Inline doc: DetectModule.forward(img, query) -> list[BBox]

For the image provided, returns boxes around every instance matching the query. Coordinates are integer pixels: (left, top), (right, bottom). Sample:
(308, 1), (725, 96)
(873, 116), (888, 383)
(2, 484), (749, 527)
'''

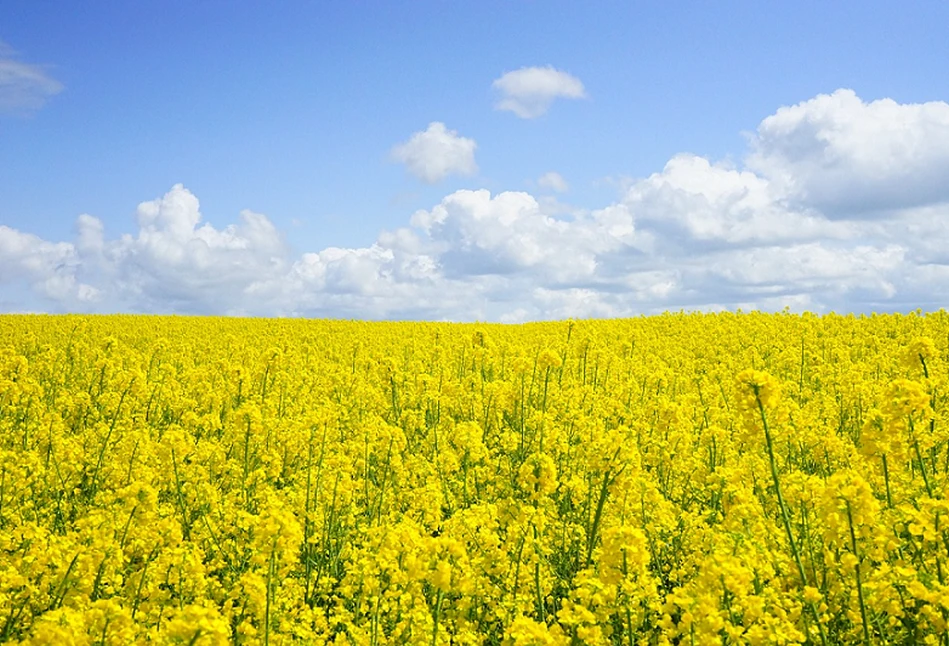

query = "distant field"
(0, 313), (946, 645)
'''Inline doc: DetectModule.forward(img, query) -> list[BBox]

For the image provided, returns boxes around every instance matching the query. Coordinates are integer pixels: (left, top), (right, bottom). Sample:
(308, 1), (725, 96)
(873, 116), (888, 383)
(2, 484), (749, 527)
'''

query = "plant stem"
(845, 501), (871, 646)
(754, 389), (827, 646)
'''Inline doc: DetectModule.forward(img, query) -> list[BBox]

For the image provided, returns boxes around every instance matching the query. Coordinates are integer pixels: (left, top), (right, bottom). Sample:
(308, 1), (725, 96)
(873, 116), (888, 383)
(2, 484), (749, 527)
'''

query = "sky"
(1, 1), (949, 321)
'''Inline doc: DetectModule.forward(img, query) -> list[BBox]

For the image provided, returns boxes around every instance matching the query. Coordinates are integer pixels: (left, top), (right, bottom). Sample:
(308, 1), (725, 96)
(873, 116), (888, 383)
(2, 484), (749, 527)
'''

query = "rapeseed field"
(1, 312), (948, 645)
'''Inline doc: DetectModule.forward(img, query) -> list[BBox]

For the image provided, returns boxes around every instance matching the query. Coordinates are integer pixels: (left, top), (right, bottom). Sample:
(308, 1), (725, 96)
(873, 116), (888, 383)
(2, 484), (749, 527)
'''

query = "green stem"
(265, 536), (277, 646)
(432, 589), (444, 646)
(170, 449), (192, 540)
(532, 523), (545, 623)
(50, 552), (79, 610)
(845, 501), (871, 646)
(754, 389), (827, 646)
(881, 453), (893, 508)
(910, 420), (934, 497)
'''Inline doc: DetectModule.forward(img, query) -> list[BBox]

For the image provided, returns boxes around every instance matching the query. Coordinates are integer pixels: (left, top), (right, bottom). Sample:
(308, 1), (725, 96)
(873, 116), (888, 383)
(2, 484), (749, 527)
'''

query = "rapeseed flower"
(0, 312), (947, 643)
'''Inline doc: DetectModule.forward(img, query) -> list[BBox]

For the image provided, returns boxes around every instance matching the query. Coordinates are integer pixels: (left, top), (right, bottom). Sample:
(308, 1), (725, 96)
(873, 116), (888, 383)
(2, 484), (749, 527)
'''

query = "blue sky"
(2, 1), (949, 319)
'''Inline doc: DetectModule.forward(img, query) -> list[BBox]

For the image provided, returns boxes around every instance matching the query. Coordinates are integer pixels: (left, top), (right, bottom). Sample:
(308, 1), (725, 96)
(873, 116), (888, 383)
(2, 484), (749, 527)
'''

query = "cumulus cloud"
(626, 154), (853, 247)
(0, 225), (89, 302)
(410, 189), (639, 283)
(537, 171), (569, 193)
(0, 40), (63, 115)
(0, 185), (292, 314)
(391, 122), (478, 184)
(747, 89), (949, 216)
(4, 89), (949, 320)
(493, 66), (586, 118)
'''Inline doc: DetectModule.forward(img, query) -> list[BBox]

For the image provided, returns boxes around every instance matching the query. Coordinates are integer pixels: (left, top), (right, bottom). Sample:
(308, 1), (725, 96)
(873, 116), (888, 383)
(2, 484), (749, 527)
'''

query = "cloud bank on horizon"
(3, 88), (949, 321)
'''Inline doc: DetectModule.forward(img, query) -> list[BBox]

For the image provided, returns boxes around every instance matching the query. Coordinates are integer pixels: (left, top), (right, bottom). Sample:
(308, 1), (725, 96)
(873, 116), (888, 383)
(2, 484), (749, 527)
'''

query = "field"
(0, 313), (947, 645)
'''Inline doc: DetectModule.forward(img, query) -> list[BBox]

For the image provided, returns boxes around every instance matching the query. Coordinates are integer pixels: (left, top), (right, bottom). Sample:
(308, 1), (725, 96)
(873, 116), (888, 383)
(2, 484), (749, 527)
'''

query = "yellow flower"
(537, 349), (562, 371)
(904, 336), (938, 375)
(518, 453), (559, 500)
(4, 311), (949, 644)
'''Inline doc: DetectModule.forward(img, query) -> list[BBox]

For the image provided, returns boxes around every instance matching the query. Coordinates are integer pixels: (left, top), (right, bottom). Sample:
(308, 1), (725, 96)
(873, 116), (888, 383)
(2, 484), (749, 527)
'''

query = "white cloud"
(391, 122), (478, 184)
(537, 171), (569, 193)
(697, 243), (903, 296)
(626, 154), (853, 246)
(493, 66), (586, 118)
(747, 89), (949, 216)
(0, 41), (63, 115)
(5, 90), (949, 319)
(410, 189), (642, 283)
(0, 225), (94, 302)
